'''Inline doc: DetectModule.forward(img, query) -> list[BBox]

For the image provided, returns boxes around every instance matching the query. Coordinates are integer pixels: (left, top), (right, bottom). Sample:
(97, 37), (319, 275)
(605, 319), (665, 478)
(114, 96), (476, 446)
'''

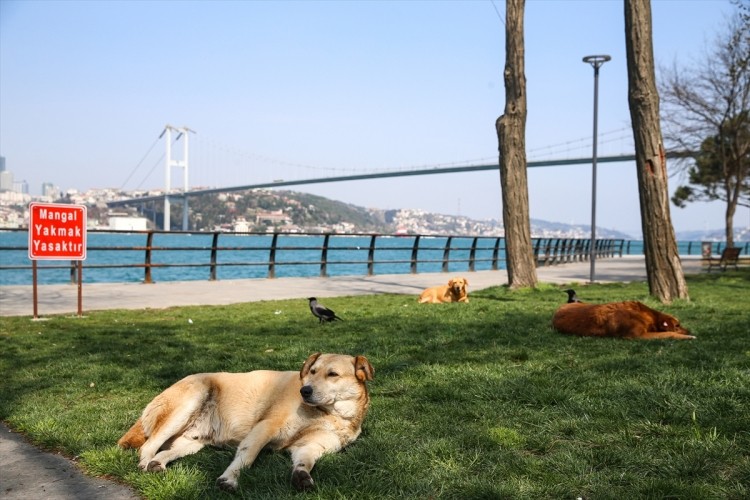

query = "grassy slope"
(1, 271), (749, 499)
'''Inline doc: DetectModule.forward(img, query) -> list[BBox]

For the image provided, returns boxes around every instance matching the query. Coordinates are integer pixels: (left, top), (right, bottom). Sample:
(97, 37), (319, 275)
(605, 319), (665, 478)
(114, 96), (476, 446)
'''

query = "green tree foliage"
(672, 123), (750, 210)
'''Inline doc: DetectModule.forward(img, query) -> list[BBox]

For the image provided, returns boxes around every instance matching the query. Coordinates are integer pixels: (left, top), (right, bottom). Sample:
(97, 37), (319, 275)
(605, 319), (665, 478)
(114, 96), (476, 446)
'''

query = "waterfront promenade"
(0, 255), (703, 317)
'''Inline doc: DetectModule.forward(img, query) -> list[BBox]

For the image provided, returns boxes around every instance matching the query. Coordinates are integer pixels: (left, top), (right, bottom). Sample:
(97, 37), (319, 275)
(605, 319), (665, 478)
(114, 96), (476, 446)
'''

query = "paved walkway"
(0, 256), (703, 317)
(0, 255), (704, 499)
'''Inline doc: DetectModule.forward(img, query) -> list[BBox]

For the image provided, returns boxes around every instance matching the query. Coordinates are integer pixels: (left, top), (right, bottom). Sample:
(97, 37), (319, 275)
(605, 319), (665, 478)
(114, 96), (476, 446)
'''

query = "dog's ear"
(447, 279), (455, 286)
(354, 355), (374, 382)
(464, 278), (469, 286)
(300, 352), (322, 378)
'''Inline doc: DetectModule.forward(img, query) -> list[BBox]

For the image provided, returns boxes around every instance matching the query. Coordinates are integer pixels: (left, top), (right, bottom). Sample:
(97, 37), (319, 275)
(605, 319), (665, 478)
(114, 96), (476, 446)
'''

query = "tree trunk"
(497, 0), (537, 289)
(725, 200), (736, 248)
(723, 169), (738, 247)
(624, 0), (689, 303)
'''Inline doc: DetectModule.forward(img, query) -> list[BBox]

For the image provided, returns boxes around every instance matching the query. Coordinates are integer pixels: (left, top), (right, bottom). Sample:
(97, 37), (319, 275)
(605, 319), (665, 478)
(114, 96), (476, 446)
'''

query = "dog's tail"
(117, 417), (147, 449)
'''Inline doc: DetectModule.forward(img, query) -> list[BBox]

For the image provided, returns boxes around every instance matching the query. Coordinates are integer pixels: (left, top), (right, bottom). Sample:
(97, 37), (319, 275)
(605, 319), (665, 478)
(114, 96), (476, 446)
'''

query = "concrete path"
(0, 256), (703, 318)
(0, 255), (704, 499)
(0, 422), (139, 500)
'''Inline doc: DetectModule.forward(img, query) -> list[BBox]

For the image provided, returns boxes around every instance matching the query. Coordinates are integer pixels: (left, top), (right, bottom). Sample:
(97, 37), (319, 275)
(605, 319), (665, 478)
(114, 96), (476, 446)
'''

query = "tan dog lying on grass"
(118, 353), (374, 492)
(418, 277), (469, 303)
(552, 301), (695, 340)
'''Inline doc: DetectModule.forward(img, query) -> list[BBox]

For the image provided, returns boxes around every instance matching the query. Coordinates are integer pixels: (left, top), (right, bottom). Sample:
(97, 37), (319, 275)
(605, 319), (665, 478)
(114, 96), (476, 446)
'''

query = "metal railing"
(0, 229), (632, 285)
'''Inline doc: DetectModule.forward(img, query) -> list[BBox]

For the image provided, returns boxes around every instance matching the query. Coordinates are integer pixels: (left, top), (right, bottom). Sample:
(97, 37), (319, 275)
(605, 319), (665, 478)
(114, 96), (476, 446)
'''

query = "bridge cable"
(119, 136), (161, 191)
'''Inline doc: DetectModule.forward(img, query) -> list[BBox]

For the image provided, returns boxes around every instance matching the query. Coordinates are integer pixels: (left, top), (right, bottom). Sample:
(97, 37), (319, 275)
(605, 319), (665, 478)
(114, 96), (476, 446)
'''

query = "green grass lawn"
(1, 271), (749, 499)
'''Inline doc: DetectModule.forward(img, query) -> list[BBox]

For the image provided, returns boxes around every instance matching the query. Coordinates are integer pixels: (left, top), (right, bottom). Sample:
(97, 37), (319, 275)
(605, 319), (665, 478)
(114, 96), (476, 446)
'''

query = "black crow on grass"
(308, 297), (343, 323)
(564, 289), (581, 303)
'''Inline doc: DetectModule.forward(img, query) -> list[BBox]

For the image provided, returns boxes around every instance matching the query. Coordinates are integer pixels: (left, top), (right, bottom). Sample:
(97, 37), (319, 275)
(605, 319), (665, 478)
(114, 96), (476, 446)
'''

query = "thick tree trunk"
(497, 0), (537, 289)
(624, 0), (689, 302)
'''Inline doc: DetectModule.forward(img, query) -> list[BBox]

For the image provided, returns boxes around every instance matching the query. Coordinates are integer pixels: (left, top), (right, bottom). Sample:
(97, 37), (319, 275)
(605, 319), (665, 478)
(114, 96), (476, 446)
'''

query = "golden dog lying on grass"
(552, 300), (694, 340)
(418, 277), (469, 303)
(118, 353), (374, 492)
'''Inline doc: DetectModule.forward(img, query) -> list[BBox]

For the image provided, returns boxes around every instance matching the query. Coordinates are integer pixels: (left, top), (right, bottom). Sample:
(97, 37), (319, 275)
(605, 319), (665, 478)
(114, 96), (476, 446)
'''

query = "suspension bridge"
(106, 125), (670, 230)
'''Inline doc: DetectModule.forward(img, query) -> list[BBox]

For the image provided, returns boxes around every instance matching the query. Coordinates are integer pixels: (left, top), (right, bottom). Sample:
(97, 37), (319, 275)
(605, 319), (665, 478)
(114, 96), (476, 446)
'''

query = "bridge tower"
(162, 125), (194, 231)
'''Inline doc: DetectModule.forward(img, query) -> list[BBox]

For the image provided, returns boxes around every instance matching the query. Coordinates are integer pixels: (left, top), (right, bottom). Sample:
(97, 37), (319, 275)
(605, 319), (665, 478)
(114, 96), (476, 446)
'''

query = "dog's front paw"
(292, 469), (315, 491)
(216, 476), (238, 492)
(146, 460), (165, 472)
(137, 459), (154, 471)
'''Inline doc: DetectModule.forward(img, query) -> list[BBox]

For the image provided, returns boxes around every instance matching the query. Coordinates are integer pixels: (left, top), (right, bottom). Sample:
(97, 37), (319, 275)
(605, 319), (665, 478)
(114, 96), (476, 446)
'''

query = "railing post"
(543, 239), (552, 266)
(367, 234), (377, 276)
(209, 232), (219, 281)
(551, 239), (561, 265)
(268, 232), (278, 279)
(469, 237), (478, 272)
(69, 260), (77, 284)
(143, 231), (154, 284)
(320, 233), (330, 277)
(410, 235), (421, 274)
(442, 236), (452, 273)
(492, 237), (501, 271)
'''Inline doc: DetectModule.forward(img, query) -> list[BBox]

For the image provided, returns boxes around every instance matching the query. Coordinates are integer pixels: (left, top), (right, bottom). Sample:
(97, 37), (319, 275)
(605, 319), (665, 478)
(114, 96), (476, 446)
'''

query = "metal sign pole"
(77, 260), (83, 317)
(32, 260), (38, 319)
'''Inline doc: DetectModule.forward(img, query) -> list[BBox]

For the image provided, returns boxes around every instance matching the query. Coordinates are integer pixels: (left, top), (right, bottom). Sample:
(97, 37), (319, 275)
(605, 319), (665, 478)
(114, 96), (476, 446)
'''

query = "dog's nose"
(300, 385), (313, 398)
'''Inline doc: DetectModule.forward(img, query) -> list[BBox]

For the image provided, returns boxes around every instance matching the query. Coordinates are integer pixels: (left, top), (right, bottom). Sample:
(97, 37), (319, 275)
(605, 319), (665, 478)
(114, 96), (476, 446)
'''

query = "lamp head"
(582, 55), (611, 69)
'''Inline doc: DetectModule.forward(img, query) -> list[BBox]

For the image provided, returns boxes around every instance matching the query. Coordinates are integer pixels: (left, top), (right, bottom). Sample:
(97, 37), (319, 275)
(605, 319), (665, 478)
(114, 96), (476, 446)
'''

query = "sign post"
(28, 202), (87, 318)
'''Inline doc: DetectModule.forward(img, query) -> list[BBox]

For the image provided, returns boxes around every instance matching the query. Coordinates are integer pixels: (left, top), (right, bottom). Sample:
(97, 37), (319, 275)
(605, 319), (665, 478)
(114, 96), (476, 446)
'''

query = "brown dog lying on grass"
(418, 277), (469, 303)
(552, 301), (695, 340)
(118, 353), (374, 492)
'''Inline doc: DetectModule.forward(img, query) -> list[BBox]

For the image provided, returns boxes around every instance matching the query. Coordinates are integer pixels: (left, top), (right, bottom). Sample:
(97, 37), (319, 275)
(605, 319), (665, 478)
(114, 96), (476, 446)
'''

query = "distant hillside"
(179, 189), (391, 233)
(529, 218), (634, 240)
(676, 227), (749, 242)
(183, 189), (635, 238)
(128, 188), (740, 240)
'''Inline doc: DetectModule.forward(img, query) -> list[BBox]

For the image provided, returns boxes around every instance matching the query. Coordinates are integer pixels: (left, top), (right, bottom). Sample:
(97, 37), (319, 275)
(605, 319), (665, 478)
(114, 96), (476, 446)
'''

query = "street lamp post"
(582, 54), (610, 283)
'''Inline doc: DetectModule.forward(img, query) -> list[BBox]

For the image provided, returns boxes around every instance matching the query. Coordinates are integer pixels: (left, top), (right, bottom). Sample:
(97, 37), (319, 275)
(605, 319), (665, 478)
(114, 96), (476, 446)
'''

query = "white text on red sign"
(28, 203), (87, 260)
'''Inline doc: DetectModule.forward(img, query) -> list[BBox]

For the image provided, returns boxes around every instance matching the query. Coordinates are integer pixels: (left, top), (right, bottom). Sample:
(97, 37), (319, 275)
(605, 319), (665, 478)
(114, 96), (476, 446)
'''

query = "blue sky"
(1, 0), (746, 237)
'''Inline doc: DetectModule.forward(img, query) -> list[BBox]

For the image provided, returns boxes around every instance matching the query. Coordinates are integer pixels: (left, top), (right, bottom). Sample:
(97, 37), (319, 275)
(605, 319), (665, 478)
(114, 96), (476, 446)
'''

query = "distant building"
(42, 183), (60, 199)
(14, 180), (29, 195)
(255, 209), (291, 226)
(0, 170), (12, 192)
(232, 216), (250, 232)
(0, 156), (12, 192)
(108, 216), (149, 231)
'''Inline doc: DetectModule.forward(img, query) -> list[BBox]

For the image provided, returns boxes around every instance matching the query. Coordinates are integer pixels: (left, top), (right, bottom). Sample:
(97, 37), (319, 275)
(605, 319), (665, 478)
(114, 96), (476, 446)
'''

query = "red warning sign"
(28, 202), (87, 260)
